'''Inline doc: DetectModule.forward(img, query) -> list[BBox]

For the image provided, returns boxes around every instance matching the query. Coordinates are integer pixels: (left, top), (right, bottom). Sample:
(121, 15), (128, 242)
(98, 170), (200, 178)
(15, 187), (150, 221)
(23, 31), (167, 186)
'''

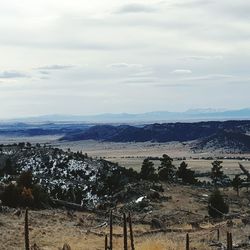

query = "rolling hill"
(60, 120), (250, 152)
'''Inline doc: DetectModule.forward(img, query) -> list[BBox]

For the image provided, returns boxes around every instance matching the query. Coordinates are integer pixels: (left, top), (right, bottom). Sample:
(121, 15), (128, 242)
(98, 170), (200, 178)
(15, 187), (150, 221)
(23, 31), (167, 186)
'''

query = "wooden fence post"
(186, 233), (189, 250)
(25, 208), (30, 250)
(109, 210), (113, 250)
(229, 232), (233, 250)
(227, 232), (230, 250)
(128, 212), (135, 250)
(105, 234), (108, 250)
(123, 213), (128, 250)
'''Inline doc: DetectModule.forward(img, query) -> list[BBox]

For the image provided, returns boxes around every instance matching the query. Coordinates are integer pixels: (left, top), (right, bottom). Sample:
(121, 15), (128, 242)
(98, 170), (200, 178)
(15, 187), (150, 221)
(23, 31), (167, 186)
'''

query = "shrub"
(20, 187), (34, 207)
(2, 158), (16, 175)
(1, 171), (50, 208)
(17, 170), (33, 188)
(208, 189), (229, 218)
(32, 184), (50, 208)
(0, 184), (20, 207)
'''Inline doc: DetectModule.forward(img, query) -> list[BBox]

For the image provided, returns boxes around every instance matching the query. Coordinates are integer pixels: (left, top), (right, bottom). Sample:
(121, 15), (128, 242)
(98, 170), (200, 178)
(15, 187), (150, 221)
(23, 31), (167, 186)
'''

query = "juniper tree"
(232, 174), (243, 197)
(177, 161), (197, 184)
(211, 160), (224, 186)
(158, 154), (176, 182)
(140, 158), (157, 180)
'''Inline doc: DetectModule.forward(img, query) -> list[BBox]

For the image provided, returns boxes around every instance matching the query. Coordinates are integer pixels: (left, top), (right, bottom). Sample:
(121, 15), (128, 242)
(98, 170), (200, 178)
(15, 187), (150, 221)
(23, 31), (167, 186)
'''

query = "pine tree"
(177, 161), (197, 184)
(211, 160), (224, 185)
(158, 154), (176, 182)
(140, 158), (157, 180)
(232, 174), (243, 197)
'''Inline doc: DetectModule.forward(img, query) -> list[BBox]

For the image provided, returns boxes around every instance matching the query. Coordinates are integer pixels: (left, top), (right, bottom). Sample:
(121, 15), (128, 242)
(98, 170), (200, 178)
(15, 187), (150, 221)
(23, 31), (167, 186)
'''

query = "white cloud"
(108, 63), (143, 69)
(184, 55), (224, 60)
(36, 65), (74, 70)
(0, 71), (28, 79)
(116, 3), (158, 14)
(0, 0), (249, 117)
(171, 69), (192, 74)
(182, 74), (233, 81)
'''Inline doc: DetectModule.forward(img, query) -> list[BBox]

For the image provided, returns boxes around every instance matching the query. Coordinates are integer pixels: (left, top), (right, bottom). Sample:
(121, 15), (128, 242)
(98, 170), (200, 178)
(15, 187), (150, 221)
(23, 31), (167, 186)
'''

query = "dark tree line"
(140, 154), (197, 184)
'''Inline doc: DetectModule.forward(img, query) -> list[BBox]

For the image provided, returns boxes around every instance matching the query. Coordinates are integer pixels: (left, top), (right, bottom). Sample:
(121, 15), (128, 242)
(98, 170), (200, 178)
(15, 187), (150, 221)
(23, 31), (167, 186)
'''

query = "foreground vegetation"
(0, 142), (250, 249)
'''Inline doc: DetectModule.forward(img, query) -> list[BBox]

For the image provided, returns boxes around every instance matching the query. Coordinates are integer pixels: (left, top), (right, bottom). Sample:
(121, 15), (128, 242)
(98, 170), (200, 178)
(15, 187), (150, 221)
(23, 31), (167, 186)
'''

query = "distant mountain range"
(60, 120), (250, 152)
(4, 108), (250, 123)
(1, 119), (250, 152)
(60, 120), (250, 142)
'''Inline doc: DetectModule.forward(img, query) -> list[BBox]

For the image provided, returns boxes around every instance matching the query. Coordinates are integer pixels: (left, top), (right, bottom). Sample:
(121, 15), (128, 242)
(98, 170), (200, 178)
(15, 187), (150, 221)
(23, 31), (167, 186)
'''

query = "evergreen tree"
(140, 158), (157, 180)
(232, 174), (243, 197)
(158, 154), (176, 182)
(177, 161), (197, 184)
(3, 158), (16, 175)
(211, 160), (224, 185)
(208, 189), (229, 218)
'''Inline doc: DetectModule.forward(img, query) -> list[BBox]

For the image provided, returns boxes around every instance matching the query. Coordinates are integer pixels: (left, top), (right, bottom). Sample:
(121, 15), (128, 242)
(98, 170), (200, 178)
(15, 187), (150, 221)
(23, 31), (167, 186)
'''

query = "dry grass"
(54, 140), (250, 173)
(0, 209), (214, 250)
(135, 235), (210, 250)
(137, 237), (184, 250)
(1, 184), (250, 249)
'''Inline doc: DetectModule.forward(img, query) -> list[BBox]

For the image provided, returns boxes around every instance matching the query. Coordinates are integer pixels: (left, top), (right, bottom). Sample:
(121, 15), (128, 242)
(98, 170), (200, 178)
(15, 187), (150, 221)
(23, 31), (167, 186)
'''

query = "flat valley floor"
(1, 136), (249, 173)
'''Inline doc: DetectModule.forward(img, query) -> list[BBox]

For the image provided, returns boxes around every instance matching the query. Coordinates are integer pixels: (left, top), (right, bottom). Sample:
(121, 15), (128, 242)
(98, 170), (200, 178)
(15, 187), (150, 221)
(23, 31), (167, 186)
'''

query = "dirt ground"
(1, 185), (250, 250)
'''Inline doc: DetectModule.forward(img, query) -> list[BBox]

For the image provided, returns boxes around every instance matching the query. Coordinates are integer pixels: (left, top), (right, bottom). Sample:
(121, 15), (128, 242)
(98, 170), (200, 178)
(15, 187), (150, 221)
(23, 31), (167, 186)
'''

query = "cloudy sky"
(0, 0), (249, 118)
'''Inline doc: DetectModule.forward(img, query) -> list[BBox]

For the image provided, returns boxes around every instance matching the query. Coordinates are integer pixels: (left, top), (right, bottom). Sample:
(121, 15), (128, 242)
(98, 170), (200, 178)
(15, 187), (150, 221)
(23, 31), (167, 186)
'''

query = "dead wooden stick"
(123, 213), (128, 250)
(128, 212), (135, 250)
(229, 232), (233, 250)
(105, 234), (108, 250)
(109, 210), (113, 250)
(25, 208), (30, 250)
(217, 228), (220, 242)
(186, 233), (189, 250)
(227, 232), (230, 250)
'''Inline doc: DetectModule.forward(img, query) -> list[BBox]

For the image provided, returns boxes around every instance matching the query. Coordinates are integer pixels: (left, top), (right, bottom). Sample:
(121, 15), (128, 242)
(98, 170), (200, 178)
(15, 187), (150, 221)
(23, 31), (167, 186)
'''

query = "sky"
(0, 0), (250, 118)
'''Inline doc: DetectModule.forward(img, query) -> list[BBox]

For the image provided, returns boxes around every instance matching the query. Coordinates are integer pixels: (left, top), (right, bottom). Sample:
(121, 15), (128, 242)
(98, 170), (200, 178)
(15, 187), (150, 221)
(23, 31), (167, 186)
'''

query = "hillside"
(60, 121), (250, 152)
(0, 122), (91, 137)
(1, 185), (250, 249)
(193, 131), (250, 153)
(0, 144), (154, 210)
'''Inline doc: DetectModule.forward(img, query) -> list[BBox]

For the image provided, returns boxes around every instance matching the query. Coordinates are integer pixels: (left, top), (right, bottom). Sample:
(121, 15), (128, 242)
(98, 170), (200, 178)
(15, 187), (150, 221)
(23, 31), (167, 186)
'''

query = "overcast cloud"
(0, 0), (249, 118)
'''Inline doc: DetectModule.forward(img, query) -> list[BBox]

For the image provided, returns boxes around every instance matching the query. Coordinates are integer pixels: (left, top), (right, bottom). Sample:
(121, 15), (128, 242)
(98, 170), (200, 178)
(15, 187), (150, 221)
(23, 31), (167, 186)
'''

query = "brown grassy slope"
(1, 186), (250, 249)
